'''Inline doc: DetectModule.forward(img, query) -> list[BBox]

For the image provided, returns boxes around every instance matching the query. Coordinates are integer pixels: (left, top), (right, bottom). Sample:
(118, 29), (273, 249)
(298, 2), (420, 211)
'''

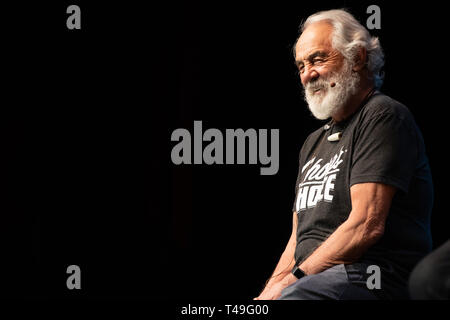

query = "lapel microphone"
(324, 120), (342, 142)
(328, 132), (342, 142)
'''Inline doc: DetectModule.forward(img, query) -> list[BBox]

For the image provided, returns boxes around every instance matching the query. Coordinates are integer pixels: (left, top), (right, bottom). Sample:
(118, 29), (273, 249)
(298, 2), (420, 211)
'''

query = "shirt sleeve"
(350, 110), (418, 193)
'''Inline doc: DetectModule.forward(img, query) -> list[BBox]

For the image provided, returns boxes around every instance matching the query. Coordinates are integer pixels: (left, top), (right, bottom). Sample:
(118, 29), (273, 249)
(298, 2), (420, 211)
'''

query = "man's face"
(295, 22), (344, 88)
(295, 22), (359, 120)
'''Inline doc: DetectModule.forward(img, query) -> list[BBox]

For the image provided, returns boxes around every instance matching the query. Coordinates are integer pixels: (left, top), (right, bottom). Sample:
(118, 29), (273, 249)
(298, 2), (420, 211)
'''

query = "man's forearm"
(264, 212), (298, 289)
(255, 242), (297, 300)
(264, 244), (296, 288)
(299, 216), (382, 275)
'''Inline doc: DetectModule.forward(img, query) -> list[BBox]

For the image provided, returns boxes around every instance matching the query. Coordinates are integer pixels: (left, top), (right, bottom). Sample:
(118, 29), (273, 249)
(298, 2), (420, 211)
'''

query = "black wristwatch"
(291, 265), (306, 279)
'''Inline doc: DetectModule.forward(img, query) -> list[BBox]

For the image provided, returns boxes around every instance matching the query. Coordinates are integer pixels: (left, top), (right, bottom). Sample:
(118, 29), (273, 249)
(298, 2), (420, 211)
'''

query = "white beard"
(303, 60), (360, 120)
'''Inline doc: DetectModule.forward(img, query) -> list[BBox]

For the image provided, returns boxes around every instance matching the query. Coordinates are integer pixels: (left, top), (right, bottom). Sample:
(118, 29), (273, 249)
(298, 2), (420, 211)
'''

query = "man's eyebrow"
(295, 51), (328, 67)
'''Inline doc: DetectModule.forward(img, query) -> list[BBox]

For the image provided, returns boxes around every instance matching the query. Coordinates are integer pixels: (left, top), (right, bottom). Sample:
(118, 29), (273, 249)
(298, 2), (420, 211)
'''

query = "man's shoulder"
(361, 92), (414, 122)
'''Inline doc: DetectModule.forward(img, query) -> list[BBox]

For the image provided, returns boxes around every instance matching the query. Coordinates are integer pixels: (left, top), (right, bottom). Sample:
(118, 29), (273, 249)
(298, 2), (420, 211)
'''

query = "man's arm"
(257, 182), (396, 300)
(298, 182), (396, 275)
(254, 211), (298, 300)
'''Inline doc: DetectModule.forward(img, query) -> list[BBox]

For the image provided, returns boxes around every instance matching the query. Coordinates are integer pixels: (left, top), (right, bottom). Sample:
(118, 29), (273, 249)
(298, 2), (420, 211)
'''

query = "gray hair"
(296, 9), (385, 89)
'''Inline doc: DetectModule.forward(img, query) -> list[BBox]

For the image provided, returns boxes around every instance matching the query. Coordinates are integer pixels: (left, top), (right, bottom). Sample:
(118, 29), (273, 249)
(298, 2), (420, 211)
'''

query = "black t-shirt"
(292, 92), (433, 287)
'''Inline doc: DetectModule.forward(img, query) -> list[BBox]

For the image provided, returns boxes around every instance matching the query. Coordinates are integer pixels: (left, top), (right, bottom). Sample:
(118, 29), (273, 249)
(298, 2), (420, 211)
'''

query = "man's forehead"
(295, 22), (334, 59)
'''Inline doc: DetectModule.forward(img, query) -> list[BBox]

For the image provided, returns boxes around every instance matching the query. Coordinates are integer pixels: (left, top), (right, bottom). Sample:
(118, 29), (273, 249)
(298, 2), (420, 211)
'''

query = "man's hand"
(254, 282), (286, 300)
(254, 273), (298, 300)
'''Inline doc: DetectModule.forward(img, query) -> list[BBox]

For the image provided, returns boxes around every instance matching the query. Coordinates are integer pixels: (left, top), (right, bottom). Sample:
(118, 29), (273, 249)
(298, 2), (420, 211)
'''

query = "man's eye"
(313, 58), (324, 64)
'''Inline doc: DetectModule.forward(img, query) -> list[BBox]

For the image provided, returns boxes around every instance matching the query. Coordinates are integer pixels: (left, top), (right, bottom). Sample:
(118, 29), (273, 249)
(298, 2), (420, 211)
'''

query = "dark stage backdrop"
(1, 0), (448, 302)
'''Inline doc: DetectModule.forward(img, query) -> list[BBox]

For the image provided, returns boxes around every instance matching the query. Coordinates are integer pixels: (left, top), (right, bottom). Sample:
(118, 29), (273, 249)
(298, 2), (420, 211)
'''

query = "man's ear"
(352, 47), (367, 72)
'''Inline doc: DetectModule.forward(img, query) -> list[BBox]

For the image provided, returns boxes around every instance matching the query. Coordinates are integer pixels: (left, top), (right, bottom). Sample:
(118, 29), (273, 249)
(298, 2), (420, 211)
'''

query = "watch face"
(293, 266), (305, 279)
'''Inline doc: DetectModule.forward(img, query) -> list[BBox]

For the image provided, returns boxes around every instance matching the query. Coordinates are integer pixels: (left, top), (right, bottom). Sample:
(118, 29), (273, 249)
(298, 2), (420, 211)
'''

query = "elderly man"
(255, 9), (433, 300)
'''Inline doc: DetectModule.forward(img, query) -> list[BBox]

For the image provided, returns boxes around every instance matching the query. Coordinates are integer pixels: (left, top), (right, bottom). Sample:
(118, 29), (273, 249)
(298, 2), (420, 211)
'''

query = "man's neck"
(332, 84), (375, 123)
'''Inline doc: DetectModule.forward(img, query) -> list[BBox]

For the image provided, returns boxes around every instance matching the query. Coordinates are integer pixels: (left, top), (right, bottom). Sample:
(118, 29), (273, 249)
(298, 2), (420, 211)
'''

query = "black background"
(1, 0), (449, 303)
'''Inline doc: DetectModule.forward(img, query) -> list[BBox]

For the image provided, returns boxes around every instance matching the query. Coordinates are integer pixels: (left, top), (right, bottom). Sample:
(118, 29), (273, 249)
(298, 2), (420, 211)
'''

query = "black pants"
(409, 239), (450, 300)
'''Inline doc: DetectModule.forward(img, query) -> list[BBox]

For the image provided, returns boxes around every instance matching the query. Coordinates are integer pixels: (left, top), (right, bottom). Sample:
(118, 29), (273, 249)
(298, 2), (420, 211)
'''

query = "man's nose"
(301, 67), (319, 87)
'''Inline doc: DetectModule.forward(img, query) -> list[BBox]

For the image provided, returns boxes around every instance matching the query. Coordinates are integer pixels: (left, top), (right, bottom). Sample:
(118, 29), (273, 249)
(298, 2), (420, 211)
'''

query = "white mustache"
(305, 80), (328, 95)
